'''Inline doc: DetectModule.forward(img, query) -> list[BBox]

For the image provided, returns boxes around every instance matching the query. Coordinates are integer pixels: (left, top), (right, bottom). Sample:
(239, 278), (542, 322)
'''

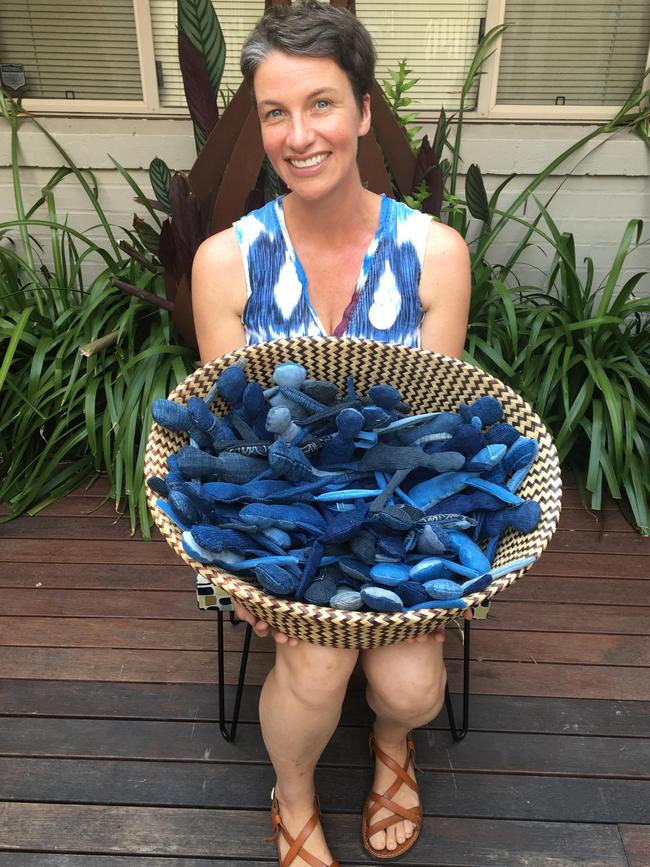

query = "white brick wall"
(1, 116), (648, 296)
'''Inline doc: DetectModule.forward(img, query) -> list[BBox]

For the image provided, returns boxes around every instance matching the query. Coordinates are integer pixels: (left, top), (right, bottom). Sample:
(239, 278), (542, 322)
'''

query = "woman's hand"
(231, 600), (299, 647)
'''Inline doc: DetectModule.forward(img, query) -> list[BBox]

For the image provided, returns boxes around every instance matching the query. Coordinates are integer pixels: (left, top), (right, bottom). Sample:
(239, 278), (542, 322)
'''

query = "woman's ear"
(358, 92), (372, 137)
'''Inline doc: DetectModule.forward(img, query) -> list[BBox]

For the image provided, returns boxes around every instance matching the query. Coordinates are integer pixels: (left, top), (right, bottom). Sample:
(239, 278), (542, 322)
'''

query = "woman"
(192, 3), (471, 863)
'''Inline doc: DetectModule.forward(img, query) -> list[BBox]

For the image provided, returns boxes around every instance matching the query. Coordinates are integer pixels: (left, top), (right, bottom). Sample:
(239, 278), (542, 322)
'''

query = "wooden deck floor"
(0, 474), (648, 866)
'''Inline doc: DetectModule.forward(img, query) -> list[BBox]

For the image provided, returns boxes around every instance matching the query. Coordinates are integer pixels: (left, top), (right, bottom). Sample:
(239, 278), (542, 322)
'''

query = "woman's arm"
(418, 222), (471, 359)
(191, 228), (248, 364)
(191, 230), (300, 645)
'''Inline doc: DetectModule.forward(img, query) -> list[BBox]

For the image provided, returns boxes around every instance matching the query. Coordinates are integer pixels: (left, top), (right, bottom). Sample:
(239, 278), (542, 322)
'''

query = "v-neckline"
(274, 194), (388, 337)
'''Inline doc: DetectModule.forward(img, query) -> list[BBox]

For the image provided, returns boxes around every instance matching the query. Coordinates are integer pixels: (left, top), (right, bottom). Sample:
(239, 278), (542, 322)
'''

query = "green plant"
(465, 209), (650, 535)
(383, 31), (650, 532)
(0, 92), (194, 534)
(381, 59), (423, 153)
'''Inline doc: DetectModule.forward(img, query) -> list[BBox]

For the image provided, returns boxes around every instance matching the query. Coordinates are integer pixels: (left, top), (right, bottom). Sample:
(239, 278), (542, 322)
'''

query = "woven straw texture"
(145, 337), (562, 648)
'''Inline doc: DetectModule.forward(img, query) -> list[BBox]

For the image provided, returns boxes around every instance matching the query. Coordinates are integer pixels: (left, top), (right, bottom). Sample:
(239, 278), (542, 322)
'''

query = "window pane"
(0, 0), (142, 100)
(497, 1), (650, 106)
(150, 0), (263, 108)
(357, 0), (487, 111)
(150, 0), (487, 112)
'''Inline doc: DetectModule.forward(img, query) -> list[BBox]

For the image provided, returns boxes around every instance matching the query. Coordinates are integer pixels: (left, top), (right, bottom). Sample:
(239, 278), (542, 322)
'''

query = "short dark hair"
(240, 1), (376, 112)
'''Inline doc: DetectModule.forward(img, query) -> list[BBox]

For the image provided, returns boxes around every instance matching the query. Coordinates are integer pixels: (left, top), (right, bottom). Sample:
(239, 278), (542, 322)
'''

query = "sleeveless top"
(233, 194), (432, 347)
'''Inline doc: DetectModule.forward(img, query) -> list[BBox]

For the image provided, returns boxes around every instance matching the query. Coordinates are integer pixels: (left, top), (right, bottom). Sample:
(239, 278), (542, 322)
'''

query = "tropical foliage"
(0, 4), (648, 534)
(0, 92), (194, 536)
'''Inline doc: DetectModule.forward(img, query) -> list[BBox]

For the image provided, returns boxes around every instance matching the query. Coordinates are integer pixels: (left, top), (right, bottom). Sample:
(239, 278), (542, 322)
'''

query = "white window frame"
(14, 0), (650, 122)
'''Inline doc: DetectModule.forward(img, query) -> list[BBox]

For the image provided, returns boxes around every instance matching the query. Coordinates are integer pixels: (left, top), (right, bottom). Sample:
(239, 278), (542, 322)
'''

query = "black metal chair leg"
(444, 616), (471, 741)
(217, 609), (253, 742)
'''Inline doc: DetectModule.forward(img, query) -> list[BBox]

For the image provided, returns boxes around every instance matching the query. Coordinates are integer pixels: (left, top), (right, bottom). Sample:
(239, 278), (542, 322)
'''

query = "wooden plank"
(1, 717), (647, 779)
(5, 516), (648, 555)
(502, 576), (646, 606)
(3, 539), (647, 579)
(1, 758), (648, 824)
(10, 491), (607, 529)
(524, 552), (649, 578)
(546, 529), (650, 555)
(1, 570), (645, 608)
(0, 539), (177, 564)
(63, 469), (594, 496)
(2, 646), (645, 698)
(0, 516), (165, 541)
(3, 680), (646, 737)
(2, 589), (648, 635)
(0, 857), (268, 867)
(3, 617), (647, 667)
(619, 825), (650, 867)
(0, 563), (194, 589)
(0, 803), (629, 865)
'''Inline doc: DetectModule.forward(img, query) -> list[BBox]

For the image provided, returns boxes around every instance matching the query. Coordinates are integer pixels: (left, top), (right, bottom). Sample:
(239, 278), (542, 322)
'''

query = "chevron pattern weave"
(144, 337), (563, 648)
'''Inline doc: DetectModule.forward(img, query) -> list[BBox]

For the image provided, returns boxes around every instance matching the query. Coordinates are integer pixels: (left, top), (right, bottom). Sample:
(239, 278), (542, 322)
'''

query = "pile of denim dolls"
(148, 360), (542, 613)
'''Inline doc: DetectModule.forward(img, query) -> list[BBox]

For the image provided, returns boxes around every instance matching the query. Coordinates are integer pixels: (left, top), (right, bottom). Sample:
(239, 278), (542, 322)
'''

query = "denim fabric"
(459, 396), (503, 425)
(446, 529), (492, 574)
(360, 586), (403, 612)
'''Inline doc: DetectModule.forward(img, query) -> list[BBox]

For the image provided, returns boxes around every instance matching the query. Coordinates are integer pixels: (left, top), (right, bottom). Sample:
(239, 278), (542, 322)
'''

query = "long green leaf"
(0, 306), (33, 393)
(149, 157), (172, 213)
(178, 0), (226, 99)
(595, 219), (643, 318)
(108, 156), (163, 229)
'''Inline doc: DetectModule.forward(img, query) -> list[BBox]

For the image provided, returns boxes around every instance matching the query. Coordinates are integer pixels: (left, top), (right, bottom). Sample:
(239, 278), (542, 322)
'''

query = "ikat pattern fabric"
(233, 195), (432, 347)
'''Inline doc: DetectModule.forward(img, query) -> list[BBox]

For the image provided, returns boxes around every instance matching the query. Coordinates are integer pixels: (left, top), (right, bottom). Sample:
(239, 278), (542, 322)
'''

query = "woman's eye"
(267, 108), (282, 119)
(315, 99), (330, 109)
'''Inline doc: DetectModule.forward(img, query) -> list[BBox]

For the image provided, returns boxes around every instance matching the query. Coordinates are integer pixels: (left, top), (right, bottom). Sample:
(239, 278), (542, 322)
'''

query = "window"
(0, 0), (142, 101)
(150, 0), (262, 108)
(357, 0), (487, 111)
(497, 1), (650, 106)
(1, 0), (648, 120)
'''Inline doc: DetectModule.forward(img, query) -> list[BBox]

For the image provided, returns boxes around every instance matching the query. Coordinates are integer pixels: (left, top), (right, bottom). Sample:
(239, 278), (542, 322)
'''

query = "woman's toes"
(395, 821), (406, 844)
(370, 830), (386, 851)
(386, 827), (397, 850)
(405, 819), (414, 838)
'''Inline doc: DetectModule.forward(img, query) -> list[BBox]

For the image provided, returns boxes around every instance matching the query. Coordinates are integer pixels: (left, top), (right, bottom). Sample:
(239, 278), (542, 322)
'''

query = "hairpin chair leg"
(444, 616), (471, 741)
(217, 608), (253, 742)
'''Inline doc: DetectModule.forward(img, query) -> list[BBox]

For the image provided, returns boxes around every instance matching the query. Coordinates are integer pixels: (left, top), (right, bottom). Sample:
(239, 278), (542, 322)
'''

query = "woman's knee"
(364, 643), (448, 721)
(370, 670), (447, 722)
(275, 641), (359, 707)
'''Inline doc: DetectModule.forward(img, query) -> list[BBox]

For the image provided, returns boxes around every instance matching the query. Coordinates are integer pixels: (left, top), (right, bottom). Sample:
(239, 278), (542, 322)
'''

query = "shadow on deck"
(0, 473), (648, 866)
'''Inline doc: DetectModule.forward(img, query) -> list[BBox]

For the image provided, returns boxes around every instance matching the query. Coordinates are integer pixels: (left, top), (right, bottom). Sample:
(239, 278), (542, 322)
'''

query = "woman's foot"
(271, 787), (337, 866)
(364, 736), (421, 854)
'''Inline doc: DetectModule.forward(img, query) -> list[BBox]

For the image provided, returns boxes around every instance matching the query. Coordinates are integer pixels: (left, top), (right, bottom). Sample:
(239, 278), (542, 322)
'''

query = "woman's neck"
(282, 184), (380, 247)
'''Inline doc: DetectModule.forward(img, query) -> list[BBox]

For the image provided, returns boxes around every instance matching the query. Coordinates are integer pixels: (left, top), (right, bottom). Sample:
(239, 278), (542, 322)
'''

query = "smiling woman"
(190, 3), (471, 864)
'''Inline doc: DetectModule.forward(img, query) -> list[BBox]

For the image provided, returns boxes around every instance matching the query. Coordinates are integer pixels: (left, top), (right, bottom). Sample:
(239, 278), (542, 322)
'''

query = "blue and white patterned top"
(233, 194), (432, 347)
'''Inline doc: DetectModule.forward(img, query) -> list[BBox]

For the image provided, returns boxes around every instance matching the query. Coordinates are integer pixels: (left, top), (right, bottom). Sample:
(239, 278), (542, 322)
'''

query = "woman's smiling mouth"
(289, 153), (330, 169)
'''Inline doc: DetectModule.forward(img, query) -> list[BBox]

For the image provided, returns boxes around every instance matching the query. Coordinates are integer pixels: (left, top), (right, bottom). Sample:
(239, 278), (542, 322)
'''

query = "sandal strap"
(366, 735), (420, 829)
(272, 796), (334, 867)
(366, 791), (421, 828)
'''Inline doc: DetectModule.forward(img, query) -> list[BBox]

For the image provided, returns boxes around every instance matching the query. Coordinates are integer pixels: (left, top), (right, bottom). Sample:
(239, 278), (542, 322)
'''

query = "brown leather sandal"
(361, 734), (423, 860)
(268, 789), (340, 867)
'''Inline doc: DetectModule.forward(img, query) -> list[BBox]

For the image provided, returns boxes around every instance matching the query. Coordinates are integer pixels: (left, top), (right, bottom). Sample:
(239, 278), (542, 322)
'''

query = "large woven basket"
(145, 337), (562, 648)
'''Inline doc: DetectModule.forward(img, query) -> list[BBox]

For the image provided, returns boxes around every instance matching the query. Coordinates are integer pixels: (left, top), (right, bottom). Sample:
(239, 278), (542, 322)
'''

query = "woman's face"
(253, 51), (371, 203)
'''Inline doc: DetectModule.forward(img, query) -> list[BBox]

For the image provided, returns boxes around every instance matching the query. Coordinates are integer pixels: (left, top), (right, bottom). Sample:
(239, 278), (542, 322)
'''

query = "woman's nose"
(286, 114), (315, 151)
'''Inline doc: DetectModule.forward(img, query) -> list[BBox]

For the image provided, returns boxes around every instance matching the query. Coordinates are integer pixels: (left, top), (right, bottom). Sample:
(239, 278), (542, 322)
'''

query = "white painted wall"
(1, 115), (648, 295)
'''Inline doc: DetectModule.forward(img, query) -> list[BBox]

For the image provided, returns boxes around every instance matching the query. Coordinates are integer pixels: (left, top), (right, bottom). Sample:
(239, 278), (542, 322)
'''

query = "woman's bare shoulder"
(420, 220), (470, 304)
(192, 227), (246, 307)
(424, 219), (469, 261)
(192, 227), (248, 362)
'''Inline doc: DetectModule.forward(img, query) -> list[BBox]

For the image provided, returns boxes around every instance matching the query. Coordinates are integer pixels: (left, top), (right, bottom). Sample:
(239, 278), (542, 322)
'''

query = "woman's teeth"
(290, 154), (327, 168)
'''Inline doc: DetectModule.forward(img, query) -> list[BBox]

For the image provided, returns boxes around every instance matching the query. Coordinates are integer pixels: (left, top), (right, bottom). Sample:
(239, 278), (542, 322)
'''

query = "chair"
(197, 574), (473, 743)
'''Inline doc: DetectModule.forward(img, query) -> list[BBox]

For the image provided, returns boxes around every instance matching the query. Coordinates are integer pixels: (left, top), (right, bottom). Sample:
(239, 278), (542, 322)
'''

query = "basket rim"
(145, 336), (563, 630)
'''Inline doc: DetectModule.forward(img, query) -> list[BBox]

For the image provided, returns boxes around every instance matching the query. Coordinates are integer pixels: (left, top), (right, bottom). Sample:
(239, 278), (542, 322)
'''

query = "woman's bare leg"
(260, 640), (359, 865)
(360, 631), (447, 853)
